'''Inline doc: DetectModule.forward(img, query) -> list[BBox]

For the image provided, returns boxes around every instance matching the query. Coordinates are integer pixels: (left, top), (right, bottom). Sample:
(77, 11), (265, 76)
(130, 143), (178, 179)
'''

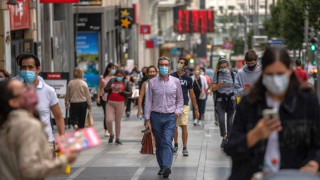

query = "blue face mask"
(21, 70), (36, 83)
(0, 78), (5, 82)
(110, 69), (116, 75)
(220, 68), (227, 73)
(159, 66), (169, 76)
(115, 77), (123, 82)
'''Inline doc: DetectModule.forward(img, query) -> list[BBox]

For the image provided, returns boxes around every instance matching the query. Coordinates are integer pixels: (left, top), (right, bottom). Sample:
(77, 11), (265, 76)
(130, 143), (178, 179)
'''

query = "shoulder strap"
(216, 71), (220, 83)
(230, 71), (235, 84)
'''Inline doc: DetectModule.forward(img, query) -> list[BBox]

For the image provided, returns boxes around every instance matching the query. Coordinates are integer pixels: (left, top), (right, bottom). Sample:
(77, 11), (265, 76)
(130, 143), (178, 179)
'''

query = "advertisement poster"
(8, 0), (31, 30)
(76, 32), (100, 94)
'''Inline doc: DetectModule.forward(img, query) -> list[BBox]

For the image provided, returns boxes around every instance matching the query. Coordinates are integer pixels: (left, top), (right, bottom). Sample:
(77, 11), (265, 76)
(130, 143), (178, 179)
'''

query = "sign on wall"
(79, 0), (101, 6)
(76, 14), (101, 31)
(76, 32), (100, 93)
(8, 0), (30, 30)
(174, 10), (214, 34)
(119, 8), (135, 29)
(140, 25), (151, 34)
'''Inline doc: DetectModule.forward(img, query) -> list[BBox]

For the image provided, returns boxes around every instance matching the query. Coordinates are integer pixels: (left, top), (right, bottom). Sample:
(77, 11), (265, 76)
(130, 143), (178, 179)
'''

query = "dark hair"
(247, 47), (300, 104)
(16, 53), (26, 64)
(0, 69), (10, 79)
(158, 56), (170, 65)
(245, 50), (258, 62)
(147, 65), (158, 73)
(179, 57), (188, 67)
(103, 63), (116, 78)
(295, 59), (302, 66)
(200, 67), (205, 72)
(0, 80), (15, 126)
(115, 69), (126, 78)
(18, 53), (40, 67)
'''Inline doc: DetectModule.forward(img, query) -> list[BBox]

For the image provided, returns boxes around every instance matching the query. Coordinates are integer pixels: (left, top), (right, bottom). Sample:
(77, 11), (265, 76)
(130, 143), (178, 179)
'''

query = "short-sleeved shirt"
(294, 68), (308, 82)
(171, 72), (193, 105)
(212, 70), (236, 101)
(108, 82), (125, 102)
(36, 80), (59, 142)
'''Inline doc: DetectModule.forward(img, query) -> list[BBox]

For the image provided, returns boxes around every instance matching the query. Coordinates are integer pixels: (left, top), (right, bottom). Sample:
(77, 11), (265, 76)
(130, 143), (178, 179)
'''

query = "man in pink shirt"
(145, 56), (184, 178)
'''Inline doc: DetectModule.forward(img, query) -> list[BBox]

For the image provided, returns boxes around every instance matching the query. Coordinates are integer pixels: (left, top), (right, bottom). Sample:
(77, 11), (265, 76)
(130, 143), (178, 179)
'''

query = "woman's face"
(263, 61), (292, 76)
(148, 68), (157, 76)
(220, 62), (228, 69)
(108, 66), (116, 72)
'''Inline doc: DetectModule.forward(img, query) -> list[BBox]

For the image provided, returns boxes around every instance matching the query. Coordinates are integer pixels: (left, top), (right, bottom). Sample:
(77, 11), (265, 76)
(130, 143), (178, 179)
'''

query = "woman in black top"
(224, 47), (320, 180)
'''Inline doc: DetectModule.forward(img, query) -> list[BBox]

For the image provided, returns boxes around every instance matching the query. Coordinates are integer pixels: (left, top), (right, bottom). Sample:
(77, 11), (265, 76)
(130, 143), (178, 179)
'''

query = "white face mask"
(262, 74), (290, 95)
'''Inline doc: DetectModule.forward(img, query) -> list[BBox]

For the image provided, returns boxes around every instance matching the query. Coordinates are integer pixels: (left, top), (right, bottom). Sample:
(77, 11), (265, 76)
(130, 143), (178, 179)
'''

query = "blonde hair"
(73, 67), (84, 79)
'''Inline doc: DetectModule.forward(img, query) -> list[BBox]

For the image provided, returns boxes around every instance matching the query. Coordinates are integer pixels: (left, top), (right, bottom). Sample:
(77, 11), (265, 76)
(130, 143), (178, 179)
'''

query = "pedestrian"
(19, 53), (65, 155)
(105, 69), (132, 145)
(234, 50), (262, 97)
(97, 63), (117, 137)
(145, 56), (183, 178)
(0, 68), (10, 81)
(200, 67), (211, 119)
(211, 57), (236, 148)
(171, 58), (200, 157)
(0, 80), (78, 180)
(224, 47), (320, 180)
(12, 53), (45, 83)
(294, 59), (308, 83)
(125, 76), (136, 117)
(137, 65), (157, 120)
(191, 66), (208, 126)
(65, 67), (92, 130)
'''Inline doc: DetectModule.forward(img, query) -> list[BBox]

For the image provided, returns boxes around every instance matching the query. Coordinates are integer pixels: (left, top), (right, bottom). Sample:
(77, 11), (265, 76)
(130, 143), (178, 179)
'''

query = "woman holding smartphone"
(224, 47), (320, 180)
(211, 58), (236, 148)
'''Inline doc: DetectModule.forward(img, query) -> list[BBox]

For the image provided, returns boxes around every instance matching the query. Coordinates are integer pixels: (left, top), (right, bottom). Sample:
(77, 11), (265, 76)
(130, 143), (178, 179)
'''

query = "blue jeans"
(150, 112), (177, 168)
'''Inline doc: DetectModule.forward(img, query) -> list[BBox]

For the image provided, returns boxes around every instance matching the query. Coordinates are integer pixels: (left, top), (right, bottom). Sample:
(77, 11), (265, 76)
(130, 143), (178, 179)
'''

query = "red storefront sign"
(140, 25), (151, 34)
(40, 0), (79, 3)
(47, 73), (62, 79)
(145, 40), (154, 48)
(175, 10), (214, 34)
(8, 0), (30, 31)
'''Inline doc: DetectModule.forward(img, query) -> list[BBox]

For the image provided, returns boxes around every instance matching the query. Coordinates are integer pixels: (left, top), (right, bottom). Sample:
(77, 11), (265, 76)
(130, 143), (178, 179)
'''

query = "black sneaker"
(157, 168), (164, 175)
(182, 147), (189, 157)
(108, 134), (114, 143)
(163, 168), (171, 178)
(173, 144), (178, 153)
(115, 139), (123, 145)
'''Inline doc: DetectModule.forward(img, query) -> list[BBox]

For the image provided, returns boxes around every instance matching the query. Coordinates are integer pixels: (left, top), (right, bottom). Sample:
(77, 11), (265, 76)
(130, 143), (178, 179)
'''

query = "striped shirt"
(212, 70), (236, 101)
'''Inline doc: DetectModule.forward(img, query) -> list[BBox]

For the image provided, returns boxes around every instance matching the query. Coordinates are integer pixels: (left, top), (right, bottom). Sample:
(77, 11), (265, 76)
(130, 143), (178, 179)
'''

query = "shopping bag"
(85, 110), (94, 127)
(140, 132), (154, 154)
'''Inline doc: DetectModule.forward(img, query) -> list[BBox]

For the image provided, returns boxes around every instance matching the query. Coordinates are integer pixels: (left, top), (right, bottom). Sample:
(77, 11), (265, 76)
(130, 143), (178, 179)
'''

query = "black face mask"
(247, 63), (257, 71)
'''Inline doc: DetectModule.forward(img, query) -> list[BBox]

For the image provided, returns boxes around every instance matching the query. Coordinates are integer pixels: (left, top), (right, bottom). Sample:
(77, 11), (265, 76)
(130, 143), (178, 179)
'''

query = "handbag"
(195, 79), (205, 99)
(140, 132), (154, 154)
(85, 110), (94, 127)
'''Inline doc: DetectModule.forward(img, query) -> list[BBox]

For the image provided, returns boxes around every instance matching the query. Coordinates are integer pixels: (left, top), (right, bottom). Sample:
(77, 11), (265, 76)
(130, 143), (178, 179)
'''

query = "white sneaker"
(193, 119), (198, 126)
(104, 130), (110, 137)
(198, 121), (202, 126)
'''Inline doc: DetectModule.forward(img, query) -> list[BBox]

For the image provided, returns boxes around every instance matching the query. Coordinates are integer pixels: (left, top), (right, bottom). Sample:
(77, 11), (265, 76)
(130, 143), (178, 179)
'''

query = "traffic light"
(300, 57), (303, 62)
(313, 60), (317, 65)
(313, 69), (318, 79)
(310, 37), (318, 51)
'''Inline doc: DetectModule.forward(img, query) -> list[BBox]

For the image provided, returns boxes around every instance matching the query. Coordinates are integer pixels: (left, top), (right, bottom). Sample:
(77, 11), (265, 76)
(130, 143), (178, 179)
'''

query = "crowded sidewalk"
(49, 97), (231, 180)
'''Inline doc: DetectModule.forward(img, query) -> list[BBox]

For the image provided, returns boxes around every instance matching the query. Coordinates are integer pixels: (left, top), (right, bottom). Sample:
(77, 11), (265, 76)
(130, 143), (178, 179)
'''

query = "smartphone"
(262, 109), (280, 121)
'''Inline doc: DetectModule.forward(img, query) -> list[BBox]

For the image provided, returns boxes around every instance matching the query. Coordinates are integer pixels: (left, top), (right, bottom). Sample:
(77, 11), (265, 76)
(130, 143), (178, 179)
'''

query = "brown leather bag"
(140, 132), (154, 154)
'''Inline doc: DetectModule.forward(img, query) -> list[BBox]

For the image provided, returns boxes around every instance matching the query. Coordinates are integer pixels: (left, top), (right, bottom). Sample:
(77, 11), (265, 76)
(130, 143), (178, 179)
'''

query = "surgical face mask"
(148, 74), (156, 79)
(194, 70), (200, 75)
(110, 69), (116, 75)
(220, 68), (227, 73)
(262, 74), (290, 95)
(176, 65), (183, 71)
(21, 70), (36, 83)
(159, 66), (169, 76)
(247, 63), (257, 71)
(115, 76), (123, 82)
(201, 72), (205, 75)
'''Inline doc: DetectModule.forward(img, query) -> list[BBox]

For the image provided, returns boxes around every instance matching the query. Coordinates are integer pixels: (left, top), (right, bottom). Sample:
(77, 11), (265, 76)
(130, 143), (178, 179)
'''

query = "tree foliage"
(263, 0), (320, 50)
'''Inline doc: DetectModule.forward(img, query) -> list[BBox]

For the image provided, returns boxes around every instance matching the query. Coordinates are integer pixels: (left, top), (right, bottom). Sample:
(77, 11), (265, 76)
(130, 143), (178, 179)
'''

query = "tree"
(232, 38), (244, 55)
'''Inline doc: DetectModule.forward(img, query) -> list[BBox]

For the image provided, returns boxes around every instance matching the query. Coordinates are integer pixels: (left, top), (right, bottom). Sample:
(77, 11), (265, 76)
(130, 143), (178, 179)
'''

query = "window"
(228, 6), (235, 10)
(240, 4), (245, 10)
(260, 5), (265, 9)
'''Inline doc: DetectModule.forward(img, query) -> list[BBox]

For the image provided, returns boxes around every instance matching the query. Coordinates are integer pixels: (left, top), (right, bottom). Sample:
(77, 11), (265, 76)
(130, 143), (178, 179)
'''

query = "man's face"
(158, 60), (170, 69)
(20, 58), (40, 76)
(245, 60), (257, 66)
(177, 59), (186, 70)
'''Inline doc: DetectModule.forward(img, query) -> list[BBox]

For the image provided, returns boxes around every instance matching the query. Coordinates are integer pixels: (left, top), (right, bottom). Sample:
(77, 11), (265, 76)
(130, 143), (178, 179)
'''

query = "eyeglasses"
(159, 64), (170, 67)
